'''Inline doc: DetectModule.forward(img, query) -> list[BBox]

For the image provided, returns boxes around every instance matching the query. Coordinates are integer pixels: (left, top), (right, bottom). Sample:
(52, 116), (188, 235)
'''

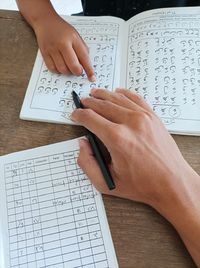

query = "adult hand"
(72, 88), (200, 265)
(71, 88), (189, 207)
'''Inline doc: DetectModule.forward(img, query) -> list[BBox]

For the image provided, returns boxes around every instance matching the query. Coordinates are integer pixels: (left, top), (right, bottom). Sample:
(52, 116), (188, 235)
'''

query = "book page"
(20, 16), (125, 125)
(0, 139), (118, 268)
(126, 7), (200, 135)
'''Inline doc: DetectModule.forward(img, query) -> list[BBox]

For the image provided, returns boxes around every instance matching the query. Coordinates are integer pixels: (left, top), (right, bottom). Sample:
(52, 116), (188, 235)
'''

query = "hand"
(34, 14), (95, 81)
(71, 88), (192, 208)
(71, 89), (200, 266)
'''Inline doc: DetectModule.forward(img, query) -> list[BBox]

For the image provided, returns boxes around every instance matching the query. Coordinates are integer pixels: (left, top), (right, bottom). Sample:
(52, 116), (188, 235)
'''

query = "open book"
(20, 7), (200, 135)
(0, 138), (118, 268)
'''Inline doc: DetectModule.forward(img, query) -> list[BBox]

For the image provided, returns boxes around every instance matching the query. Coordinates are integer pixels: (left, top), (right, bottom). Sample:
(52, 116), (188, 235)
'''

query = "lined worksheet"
(0, 139), (118, 268)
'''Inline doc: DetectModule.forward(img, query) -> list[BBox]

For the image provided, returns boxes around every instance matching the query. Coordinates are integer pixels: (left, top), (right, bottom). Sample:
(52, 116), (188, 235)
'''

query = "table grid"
(4, 150), (109, 268)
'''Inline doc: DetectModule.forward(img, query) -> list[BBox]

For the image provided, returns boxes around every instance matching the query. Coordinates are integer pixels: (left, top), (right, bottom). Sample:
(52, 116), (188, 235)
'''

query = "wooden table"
(0, 10), (199, 268)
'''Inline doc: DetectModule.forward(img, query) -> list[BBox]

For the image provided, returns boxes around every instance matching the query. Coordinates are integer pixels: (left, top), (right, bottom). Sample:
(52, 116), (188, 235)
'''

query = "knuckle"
(71, 30), (80, 41)
(99, 99), (110, 108)
(76, 108), (94, 122)
(80, 49), (90, 61)
(70, 63), (82, 75)
(132, 93), (146, 105)
(58, 40), (67, 48)
(57, 65), (67, 74)
(84, 63), (92, 73)
(82, 46), (90, 57)
(58, 43), (67, 52)
(109, 124), (135, 153)
(94, 88), (105, 94)
(47, 45), (56, 54)
(115, 92), (127, 101)
(123, 110), (135, 123)
(47, 64), (57, 73)
(81, 108), (94, 119)
(142, 110), (153, 121)
(109, 125), (125, 146)
(133, 111), (153, 129)
(40, 45), (50, 53)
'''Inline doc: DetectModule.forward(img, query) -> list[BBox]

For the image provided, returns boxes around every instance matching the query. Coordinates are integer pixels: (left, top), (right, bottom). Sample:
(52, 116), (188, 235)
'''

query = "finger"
(78, 139), (124, 198)
(81, 96), (132, 124)
(78, 139), (114, 194)
(74, 41), (96, 82)
(60, 45), (83, 76)
(90, 88), (144, 112)
(116, 88), (153, 112)
(51, 50), (70, 74)
(71, 108), (117, 147)
(42, 52), (59, 73)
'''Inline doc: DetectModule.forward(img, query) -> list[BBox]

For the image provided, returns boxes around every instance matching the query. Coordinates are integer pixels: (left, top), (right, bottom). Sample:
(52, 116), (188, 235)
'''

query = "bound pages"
(20, 7), (200, 135)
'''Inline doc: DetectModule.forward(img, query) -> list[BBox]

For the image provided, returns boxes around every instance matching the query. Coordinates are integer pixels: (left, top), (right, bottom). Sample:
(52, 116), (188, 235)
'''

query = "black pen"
(72, 91), (115, 190)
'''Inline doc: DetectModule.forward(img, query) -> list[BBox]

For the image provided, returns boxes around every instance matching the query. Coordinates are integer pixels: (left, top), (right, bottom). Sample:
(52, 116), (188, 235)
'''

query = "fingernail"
(79, 139), (85, 148)
(90, 75), (96, 82)
(90, 88), (98, 96)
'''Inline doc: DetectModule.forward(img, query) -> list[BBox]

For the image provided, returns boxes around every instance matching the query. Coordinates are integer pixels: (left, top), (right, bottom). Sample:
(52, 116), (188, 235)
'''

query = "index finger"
(115, 88), (153, 112)
(61, 45), (83, 76)
(71, 108), (117, 147)
(73, 41), (96, 82)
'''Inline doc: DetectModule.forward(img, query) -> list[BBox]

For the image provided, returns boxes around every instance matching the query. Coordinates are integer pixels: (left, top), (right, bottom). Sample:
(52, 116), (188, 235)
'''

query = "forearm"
(155, 163), (200, 265)
(16, 0), (59, 29)
(17, 0), (93, 79)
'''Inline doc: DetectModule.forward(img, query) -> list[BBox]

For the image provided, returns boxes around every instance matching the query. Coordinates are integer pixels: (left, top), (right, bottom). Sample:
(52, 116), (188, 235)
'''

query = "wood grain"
(0, 10), (198, 267)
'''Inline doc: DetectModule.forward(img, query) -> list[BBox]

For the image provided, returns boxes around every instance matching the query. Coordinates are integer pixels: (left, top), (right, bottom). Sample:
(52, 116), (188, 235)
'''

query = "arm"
(71, 88), (200, 265)
(16, 0), (95, 81)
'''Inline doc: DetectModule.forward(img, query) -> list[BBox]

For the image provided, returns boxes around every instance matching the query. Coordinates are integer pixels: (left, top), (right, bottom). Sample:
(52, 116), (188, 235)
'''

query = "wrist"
(154, 163), (200, 224)
(32, 12), (59, 32)
(18, 0), (59, 30)
(152, 163), (200, 258)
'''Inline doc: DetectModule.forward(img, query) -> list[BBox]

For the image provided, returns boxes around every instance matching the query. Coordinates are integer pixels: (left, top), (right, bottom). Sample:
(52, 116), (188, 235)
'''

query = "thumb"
(77, 138), (112, 194)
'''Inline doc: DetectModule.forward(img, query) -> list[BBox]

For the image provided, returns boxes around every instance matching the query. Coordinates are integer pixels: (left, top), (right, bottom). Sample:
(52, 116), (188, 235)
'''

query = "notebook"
(0, 138), (118, 268)
(20, 7), (200, 135)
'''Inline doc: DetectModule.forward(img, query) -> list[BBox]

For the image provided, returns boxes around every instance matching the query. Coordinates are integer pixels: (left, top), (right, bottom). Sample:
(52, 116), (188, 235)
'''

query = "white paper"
(0, 138), (118, 268)
(126, 7), (200, 134)
(20, 7), (200, 135)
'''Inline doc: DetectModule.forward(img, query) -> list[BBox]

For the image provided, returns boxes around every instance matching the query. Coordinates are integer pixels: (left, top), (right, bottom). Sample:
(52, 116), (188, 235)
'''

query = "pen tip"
(72, 90), (76, 97)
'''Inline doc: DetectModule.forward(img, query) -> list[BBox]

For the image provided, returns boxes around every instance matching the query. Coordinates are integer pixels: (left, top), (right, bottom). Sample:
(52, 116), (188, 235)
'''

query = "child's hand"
(34, 14), (95, 81)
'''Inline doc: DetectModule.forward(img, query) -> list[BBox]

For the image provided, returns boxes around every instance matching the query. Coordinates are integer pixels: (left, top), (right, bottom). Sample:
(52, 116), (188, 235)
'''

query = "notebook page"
(20, 16), (124, 125)
(126, 7), (200, 135)
(0, 139), (118, 268)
